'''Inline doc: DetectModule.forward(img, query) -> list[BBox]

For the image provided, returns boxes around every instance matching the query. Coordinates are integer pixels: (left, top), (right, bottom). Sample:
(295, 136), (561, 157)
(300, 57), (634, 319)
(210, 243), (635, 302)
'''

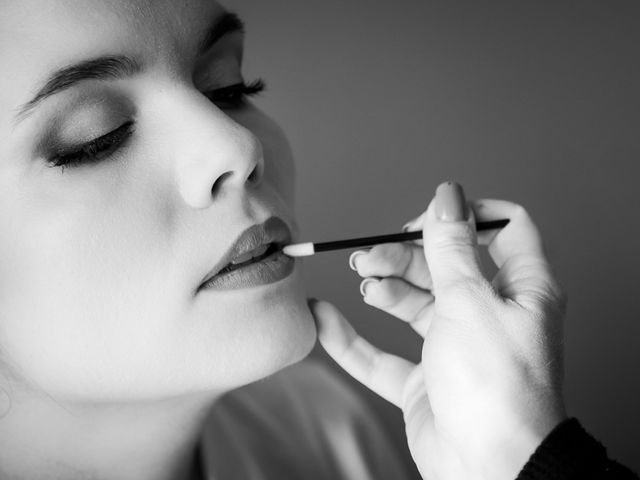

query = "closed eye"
(204, 79), (265, 109)
(45, 78), (266, 172)
(47, 120), (135, 172)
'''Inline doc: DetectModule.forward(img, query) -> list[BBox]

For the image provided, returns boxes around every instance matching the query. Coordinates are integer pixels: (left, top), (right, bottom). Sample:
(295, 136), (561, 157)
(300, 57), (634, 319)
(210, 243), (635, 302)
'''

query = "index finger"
(471, 199), (548, 269)
(470, 199), (565, 308)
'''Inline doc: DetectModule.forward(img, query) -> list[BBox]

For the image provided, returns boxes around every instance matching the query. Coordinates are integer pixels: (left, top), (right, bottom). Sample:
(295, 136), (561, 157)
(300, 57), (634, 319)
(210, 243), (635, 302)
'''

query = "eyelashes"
(203, 78), (265, 108)
(47, 79), (266, 172)
(48, 121), (136, 173)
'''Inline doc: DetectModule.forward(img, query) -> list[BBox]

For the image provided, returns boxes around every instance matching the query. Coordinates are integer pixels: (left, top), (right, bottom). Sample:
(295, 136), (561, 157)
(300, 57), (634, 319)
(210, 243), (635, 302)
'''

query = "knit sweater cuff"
(516, 418), (607, 480)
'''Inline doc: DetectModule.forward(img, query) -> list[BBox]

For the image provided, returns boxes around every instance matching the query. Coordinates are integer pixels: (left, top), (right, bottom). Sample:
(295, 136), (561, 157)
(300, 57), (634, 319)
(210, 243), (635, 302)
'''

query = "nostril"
(211, 171), (233, 196)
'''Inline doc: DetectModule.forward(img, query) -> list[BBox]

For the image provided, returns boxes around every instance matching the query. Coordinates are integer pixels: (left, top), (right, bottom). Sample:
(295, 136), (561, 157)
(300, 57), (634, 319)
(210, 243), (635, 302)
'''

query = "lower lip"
(199, 250), (295, 291)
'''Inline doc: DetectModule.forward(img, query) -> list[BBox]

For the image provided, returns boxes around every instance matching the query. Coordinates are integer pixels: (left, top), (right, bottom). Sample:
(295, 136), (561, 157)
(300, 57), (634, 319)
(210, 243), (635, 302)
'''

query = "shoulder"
(200, 358), (413, 479)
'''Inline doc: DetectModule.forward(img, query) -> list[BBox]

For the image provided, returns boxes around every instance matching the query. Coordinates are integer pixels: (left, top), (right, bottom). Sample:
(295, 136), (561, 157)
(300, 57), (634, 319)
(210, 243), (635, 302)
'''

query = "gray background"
(234, 0), (640, 474)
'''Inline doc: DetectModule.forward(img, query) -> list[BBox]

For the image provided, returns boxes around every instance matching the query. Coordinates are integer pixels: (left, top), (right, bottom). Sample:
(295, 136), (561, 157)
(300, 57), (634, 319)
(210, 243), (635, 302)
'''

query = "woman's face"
(0, 0), (316, 403)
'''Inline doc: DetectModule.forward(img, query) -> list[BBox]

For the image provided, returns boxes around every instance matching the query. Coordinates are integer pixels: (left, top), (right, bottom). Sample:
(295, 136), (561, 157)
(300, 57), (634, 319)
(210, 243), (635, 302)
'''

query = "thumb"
(422, 181), (485, 293)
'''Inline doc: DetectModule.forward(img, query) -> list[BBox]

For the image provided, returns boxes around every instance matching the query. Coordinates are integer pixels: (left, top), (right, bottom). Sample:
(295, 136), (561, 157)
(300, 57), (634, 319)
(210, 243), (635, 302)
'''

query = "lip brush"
(281, 218), (510, 257)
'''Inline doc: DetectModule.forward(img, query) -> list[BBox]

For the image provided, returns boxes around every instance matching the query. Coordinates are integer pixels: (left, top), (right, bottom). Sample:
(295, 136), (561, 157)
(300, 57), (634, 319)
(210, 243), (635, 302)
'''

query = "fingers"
(353, 184), (563, 323)
(401, 214), (426, 246)
(349, 242), (432, 290)
(422, 182), (488, 294)
(348, 243), (435, 337)
(360, 277), (434, 337)
(469, 199), (564, 310)
(470, 199), (546, 268)
(309, 299), (416, 408)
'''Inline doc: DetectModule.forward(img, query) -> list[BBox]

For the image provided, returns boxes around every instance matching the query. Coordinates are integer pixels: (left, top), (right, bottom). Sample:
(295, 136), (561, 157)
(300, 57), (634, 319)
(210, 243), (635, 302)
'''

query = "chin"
(198, 267), (317, 389)
(246, 268), (318, 376)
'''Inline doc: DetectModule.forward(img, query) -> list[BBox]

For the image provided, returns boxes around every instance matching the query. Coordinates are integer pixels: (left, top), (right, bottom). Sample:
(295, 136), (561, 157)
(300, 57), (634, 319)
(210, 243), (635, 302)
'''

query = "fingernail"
(359, 278), (379, 297)
(349, 250), (368, 271)
(435, 181), (467, 222)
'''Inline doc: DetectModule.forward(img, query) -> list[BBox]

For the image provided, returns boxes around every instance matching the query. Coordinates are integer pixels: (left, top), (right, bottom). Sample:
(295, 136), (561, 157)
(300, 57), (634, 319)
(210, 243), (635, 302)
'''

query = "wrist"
(482, 420), (556, 480)
(475, 394), (568, 480)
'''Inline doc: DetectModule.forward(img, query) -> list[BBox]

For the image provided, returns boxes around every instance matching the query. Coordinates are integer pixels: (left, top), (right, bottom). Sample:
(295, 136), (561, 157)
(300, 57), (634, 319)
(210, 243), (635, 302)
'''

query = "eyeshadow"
(33, 90), (135, 159)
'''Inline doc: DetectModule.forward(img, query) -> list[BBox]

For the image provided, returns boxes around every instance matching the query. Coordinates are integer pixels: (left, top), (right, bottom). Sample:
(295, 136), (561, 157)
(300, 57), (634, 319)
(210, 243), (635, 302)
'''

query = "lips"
(198, 216), (292, 289)
(215, 242), (280, 276)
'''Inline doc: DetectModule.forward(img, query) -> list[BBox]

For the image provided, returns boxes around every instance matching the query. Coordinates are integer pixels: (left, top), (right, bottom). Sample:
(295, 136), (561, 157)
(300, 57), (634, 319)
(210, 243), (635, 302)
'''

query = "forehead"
(0, 0), (222, 123)
(1, 0), (223, 57)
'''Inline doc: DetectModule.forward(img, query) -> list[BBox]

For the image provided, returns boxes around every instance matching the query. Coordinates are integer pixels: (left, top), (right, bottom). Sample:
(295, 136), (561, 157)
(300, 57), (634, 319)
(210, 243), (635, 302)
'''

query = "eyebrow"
(13, 11), (245, 126)
(198, 11), (245, 55)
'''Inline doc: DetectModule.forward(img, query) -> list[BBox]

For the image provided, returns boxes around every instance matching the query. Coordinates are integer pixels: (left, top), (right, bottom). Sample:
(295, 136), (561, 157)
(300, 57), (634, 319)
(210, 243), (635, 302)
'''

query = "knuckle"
(434, 222), (476, 248)
(375, 242), (406, 260)
(510, 203), (536, 229)
(511, 203), (530, 222)
(374, 243), (411, 272)
(523, 282), (568, 320)
(432, 240), (477, 267)
(367, 278), (405, 309)
(516, 260), (568, 317)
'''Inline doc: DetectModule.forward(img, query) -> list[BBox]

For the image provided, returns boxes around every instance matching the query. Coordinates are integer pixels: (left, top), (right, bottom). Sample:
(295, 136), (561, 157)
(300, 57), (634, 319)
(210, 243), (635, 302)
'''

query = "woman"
(0, 1), (412, 479)
(1, 1), (635, 480)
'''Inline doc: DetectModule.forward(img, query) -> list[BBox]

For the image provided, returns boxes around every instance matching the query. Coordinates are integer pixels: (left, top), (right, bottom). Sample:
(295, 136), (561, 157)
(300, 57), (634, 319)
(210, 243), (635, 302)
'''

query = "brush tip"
(282, 242), (315, 257)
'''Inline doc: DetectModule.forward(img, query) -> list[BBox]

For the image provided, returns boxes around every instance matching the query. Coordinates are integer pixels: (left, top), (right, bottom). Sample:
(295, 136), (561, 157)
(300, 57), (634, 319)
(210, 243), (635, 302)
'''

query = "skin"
(0, 1), (570, 478)
(312, 185), (568, 480)
(0, 1), (316, 479)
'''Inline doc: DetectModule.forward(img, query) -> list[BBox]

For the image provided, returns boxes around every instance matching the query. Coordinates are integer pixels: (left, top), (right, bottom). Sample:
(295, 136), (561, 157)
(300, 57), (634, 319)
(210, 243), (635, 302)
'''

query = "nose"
(173, 93), (264, 209)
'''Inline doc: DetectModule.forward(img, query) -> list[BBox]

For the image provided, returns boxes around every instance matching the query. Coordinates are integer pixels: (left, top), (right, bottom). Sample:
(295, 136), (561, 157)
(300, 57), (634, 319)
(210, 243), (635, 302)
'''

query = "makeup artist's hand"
(308, 181), (568, 480)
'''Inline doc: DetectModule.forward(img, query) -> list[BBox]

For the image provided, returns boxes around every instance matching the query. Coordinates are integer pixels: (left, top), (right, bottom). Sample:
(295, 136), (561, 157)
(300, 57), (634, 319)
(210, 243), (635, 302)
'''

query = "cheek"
(0, 105), (309, 401)
(0, 180), (182, 399)
(0, 153), (314, 402)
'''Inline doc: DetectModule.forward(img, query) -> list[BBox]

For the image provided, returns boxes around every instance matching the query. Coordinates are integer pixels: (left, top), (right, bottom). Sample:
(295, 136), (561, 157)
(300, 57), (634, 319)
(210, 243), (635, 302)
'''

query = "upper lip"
(198, 216), (292, 288)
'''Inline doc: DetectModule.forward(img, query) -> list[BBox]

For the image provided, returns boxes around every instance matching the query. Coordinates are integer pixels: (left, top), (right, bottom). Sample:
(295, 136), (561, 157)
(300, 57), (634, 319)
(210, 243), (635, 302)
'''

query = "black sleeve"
(516, 418), (639, 480)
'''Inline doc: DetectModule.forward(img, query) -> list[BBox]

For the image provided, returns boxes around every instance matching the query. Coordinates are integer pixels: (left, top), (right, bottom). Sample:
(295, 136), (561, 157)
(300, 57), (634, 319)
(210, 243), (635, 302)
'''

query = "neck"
(0, 388), (220, 480)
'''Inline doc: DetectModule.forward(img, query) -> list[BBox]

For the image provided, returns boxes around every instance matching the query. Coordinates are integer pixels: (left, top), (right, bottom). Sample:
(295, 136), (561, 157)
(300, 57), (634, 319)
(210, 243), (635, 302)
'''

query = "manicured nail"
(349, 250), (368, 271)
(359, 278), (379, 297)
(435, 181), (467, 222)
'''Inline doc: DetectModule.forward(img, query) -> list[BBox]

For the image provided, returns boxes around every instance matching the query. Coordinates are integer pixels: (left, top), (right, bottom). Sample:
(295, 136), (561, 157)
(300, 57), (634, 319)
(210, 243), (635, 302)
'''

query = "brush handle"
(313, 218), (509, 252)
